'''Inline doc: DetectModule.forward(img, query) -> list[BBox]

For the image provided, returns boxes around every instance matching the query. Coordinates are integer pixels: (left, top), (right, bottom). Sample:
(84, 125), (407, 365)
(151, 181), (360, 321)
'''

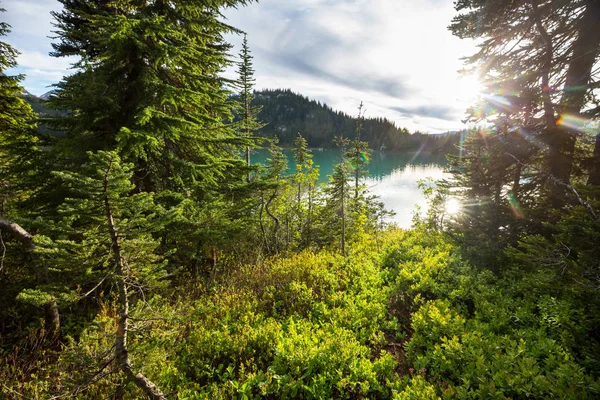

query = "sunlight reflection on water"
(366, 163), (448, 228)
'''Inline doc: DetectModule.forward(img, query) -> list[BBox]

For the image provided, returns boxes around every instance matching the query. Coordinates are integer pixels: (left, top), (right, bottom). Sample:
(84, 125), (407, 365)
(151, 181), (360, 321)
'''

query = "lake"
(252, 149), (449, 228)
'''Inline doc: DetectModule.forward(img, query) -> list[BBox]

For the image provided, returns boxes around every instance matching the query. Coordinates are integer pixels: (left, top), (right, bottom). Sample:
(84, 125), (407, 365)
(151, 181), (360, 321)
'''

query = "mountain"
(19, 91), (67, 136)
(250, 88), (461, 153)
(40, 91), (55, 100)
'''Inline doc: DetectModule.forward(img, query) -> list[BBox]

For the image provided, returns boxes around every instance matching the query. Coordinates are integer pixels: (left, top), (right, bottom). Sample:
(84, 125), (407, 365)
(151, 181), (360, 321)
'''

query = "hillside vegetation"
(239, 89), (461, 152)
(4, 229), (600, 398)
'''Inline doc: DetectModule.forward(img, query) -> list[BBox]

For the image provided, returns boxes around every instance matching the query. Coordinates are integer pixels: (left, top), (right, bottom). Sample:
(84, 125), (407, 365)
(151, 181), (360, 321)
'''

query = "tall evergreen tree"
(326, 136), (351, 256)
(25, 151), (169, 398)
(0, 9), (38, 216)
(236, 34), (263, 182)
(346, 101), (371, 199)
(49, 0), (254, 193)
(450, 0), (600, 209)
(0, 9), (59, 338)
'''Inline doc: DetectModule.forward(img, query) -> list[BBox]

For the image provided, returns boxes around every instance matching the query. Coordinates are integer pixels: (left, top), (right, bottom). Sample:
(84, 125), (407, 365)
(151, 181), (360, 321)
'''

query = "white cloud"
(3, 0), (57, 44)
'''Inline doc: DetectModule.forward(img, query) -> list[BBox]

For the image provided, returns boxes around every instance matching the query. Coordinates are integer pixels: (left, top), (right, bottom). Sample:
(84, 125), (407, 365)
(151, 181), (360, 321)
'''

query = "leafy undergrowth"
(4, 229), (600, 398)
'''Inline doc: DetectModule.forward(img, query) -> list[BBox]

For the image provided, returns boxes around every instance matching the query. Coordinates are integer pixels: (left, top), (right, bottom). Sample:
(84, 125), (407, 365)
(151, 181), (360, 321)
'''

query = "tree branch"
(0, 216), (37, 252)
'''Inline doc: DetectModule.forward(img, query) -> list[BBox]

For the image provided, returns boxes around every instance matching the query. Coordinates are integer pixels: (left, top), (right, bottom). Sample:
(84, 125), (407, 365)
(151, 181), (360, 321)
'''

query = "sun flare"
(445, 198), (461, 215)
(456, 73), (483, 103)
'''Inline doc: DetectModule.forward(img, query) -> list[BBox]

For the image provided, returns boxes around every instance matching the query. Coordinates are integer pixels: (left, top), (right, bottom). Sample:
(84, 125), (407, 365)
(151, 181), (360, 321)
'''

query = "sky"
(3, 0), (478, 133)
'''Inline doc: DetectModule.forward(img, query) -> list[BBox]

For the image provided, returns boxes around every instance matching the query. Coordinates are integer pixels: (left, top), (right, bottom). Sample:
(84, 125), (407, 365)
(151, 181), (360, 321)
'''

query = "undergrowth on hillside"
(3, 229), (600, 398)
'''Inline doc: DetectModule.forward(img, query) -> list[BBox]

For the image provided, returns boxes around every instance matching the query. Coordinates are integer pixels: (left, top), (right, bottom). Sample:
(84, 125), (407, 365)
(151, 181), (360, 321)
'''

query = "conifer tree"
(326, 136), (351, 255)
(292, 133), (319, 247)
(0, 10), (39, 215)
(293, 133), (313, 204)
(23, 151), (168, 398)
(49, 0), (254, 193)
(236, 34), (264, 182)
(0, 11), (60, 336)
(450, 0), (600, 209)
(346, 102), (371, 199)
(259, 143), (288, 253)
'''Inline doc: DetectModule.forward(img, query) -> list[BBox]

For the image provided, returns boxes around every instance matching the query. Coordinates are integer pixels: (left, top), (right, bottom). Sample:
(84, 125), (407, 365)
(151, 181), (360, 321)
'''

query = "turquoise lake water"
(252, 149), (449, 228)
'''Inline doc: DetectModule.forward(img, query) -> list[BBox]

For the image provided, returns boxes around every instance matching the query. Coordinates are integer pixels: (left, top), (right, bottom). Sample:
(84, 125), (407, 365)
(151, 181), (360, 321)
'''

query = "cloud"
(260, 50), (411, 99)
(3, 0), (57, 46)
(9, 50), (75, 95)
(225, 0), (477, 132)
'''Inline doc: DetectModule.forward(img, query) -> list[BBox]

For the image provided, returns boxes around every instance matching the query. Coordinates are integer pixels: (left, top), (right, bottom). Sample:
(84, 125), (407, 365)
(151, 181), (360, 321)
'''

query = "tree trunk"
(259, 193), (270, 253)
(103, 164), (166, 400)
(0, 217), (36, 252)
(589, 133), (600, 186)
(554, 0), (600, 198)
(246, 146), (251, 183)
(44, 299), (60, 338)
(265, 190), (280, 253)
(512, 163), (522, 198)
(341, 184), (346, 257)
(354, 168), (359, 199)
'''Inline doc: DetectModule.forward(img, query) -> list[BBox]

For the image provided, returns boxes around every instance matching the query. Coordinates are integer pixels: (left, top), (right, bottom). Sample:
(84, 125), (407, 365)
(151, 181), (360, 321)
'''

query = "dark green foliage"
(384, 230), (600, 398)
(49, 0), (254, 193)
(0, 13), (39, 213)
(17, 151), (168, 317)
(235, 34), (264, 179)
(3, 0), (600, 397)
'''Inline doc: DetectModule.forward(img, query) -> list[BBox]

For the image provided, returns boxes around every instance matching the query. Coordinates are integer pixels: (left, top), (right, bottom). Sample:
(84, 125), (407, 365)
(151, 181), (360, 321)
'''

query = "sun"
(445, 198), (461, 215)
(456, 73), (483, 103)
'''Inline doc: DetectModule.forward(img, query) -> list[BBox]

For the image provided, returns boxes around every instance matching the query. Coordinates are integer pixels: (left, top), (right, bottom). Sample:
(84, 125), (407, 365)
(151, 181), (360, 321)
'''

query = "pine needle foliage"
(49, 0), (255, 193)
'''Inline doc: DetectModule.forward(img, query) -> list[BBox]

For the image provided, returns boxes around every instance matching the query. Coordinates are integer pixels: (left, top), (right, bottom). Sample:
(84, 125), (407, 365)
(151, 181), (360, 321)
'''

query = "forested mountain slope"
(245, 89), (462, 152)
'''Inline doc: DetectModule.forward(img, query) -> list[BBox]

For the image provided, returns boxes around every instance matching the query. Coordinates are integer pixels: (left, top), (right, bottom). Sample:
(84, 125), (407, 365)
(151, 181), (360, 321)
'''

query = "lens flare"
(445, 198), (461, 215)
(360, 152), (370, 163)
(557, 114), (590, 132)
(507, 193), (523, 219)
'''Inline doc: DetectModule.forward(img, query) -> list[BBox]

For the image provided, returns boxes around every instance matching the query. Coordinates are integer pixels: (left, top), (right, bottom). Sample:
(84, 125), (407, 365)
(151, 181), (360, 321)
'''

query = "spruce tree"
(292, 133), (319, 247)
(325, 136), (351, 255)
(346, 101), (371, 200)
(0, 10), (59, 337)
(0, 10), (39, 215)
(450, 0), (600, 209)
(259, 143), (288, 253)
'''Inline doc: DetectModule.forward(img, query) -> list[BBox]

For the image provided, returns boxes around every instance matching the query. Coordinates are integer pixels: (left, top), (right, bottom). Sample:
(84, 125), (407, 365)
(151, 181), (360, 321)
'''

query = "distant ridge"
(248, 88), (461, 153)
(40, 91), (55, 100)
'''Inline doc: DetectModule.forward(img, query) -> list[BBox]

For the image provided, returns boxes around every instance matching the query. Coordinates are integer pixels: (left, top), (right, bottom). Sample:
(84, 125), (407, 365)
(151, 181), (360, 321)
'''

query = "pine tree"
(49, 0), (254, 193)
(346, 101), (371, 200)
(291, 133), (319, 247)
(293, 133), (312, 203)
(450, 0), (600, 208)
(325, 136), (351, 255)
(0, 10), (39, 215)
(259, 143), (288, 253)
(236, 34), (264, 182)
(0, 10), (60, 336)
